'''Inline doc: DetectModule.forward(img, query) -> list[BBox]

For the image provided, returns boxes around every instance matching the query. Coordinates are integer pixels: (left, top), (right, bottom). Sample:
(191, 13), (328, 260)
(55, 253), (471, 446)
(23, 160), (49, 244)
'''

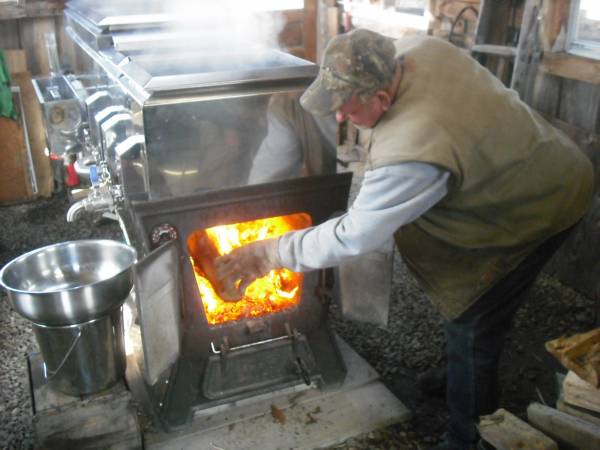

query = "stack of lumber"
(478, 329), (600, 449)
(559, 370), (600, 426)
(546, 328), (600, 387)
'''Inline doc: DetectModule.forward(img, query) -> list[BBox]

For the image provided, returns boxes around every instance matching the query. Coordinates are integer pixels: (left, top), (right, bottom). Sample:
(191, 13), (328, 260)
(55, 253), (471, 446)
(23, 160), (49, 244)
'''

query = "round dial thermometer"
(150, 223), (178, 248)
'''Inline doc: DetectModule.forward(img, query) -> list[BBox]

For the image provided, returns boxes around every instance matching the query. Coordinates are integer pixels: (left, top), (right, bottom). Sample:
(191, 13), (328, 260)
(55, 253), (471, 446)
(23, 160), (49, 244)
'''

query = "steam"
(96, 0), (290, 52)
(167, 0), (286, 51)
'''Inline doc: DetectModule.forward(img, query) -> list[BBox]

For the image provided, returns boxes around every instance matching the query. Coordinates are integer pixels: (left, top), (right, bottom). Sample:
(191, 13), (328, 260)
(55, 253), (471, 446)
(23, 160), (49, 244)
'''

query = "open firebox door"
(133, 241), (182, 385)
(130, 240), (183, 427)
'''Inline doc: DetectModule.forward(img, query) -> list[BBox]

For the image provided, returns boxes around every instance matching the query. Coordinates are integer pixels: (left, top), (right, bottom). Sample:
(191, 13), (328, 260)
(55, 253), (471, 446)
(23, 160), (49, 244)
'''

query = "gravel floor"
(0, 192), (595, 450)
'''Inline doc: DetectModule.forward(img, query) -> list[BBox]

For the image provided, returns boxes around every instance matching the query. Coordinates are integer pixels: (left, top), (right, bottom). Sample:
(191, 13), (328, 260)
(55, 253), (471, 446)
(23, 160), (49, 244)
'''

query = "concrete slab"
(145, 337), (411, 450)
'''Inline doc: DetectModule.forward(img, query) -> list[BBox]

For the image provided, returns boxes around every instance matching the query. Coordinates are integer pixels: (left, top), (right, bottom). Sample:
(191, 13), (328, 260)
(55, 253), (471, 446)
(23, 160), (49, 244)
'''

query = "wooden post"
(304, 0), (318, 62)
(540, 0), (572, 52)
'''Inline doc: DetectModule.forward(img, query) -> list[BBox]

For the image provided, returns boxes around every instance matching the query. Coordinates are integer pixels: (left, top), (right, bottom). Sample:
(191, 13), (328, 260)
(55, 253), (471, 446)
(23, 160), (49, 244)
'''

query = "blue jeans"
(444, 228), (573, 446)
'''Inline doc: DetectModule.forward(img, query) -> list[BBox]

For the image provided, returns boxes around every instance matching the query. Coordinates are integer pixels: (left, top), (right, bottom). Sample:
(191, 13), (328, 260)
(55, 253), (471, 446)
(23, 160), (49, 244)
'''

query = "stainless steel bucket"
(0, 240), (136, 396)
(0, 240), (137, 326)
(33, 307), (126, 395)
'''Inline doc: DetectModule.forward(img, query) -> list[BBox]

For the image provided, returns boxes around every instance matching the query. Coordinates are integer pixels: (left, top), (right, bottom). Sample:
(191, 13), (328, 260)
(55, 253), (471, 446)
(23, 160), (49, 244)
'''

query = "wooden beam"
(540, 0), (572, 52)
(18, 16), (56, 75)
(478, 408), (558, 450)
(528, 402), (600, 450)
(563, 370), (600, 415)
(558, 395), (600, 428)
(0, 3), (62, 20)
(303, 0), (318, 62)
(3, 49), (27, 73)
(541, 53), (600, 85)
(0, 19), (21, 48)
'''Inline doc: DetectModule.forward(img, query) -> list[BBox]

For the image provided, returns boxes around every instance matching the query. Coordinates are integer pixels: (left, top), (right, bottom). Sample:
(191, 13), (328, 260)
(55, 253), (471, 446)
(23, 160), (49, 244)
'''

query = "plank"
(0, 3), (62, 20)
(17, 16), (56, 75)
(54, 14), (76, 72)
(557, 395), (600, 428)
(540, 0), (571, 53)
(33, 390), (142, 449)
(0, 116), (32, 204)
(0, 19), (21, 48)
(558, 78), (600, 132)
(3, 48), (27, 73)
(527, 402), (600, 450)
(541, 53), (600, 86)
(546, 329), (600, 387)
(304, 0), (317, 63)
(563, 370), (600, 414)
(11, 72), (53, 197)
(0, 5), (26, 20)
(530, 72), (561, 117)
(478, 408), (558, 450)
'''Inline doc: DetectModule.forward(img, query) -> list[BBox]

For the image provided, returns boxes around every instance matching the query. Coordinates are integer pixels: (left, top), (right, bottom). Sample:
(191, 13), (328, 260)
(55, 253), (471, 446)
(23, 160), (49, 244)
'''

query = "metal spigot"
(66, 164), (122, 222)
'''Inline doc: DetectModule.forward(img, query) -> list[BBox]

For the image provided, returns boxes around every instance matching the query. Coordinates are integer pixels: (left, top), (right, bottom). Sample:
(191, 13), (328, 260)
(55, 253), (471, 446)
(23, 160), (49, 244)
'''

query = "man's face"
(335, 93), (387, 129)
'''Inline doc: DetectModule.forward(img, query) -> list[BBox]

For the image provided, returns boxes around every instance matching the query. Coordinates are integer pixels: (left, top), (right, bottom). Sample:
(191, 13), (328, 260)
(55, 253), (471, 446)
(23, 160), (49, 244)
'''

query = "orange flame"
(188, 213), (311, 325)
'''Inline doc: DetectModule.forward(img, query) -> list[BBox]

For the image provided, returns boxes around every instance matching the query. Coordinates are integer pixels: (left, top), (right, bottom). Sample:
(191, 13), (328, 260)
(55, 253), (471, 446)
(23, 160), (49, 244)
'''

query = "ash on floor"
(0, 193), (595, 450)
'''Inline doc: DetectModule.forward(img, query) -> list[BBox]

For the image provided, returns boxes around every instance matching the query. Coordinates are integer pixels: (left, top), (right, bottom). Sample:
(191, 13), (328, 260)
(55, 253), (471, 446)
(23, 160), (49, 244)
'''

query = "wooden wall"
(0, 1), (68, 76)
(280, 0), (318, 62)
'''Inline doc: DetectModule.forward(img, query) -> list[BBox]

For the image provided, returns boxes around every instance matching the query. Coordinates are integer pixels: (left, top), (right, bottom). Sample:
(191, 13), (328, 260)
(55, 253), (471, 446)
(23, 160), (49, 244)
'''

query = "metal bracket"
(286, 323), (311, 386)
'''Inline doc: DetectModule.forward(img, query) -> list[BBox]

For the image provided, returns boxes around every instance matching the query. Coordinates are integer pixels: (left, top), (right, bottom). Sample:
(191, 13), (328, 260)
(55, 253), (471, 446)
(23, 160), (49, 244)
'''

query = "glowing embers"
(187, 213), (312, 325)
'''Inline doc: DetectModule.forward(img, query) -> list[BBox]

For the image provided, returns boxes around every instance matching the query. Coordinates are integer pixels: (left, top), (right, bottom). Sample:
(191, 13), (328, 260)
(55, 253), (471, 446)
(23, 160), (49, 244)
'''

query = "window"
(252, 0), (304, 11)
(568, 0), (600, 59)
(393, 0), (427, 16)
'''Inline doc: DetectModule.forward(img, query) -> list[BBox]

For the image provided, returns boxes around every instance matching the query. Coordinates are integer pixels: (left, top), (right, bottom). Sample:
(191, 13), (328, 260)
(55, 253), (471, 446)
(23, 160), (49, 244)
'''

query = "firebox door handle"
(210, 334), (290, 355)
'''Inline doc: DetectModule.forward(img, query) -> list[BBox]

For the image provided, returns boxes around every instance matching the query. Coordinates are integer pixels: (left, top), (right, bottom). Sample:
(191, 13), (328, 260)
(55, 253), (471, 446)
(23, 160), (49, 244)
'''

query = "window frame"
(566, 0), (600, 60)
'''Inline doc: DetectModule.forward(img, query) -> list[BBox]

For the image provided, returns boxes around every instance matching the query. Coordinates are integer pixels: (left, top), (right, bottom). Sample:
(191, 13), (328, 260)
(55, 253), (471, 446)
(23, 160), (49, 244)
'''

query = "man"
(215, 29), (594, 449)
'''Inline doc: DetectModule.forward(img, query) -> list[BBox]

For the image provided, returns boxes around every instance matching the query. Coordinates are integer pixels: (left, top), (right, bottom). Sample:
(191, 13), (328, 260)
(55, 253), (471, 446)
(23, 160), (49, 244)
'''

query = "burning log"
(186, 213), (311, 325)
(188, 229), (229, 299)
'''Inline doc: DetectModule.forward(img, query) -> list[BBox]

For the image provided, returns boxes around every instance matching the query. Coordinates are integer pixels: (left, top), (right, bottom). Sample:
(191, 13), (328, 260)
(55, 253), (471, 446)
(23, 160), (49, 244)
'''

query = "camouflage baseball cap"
(300, 29), (397, 116)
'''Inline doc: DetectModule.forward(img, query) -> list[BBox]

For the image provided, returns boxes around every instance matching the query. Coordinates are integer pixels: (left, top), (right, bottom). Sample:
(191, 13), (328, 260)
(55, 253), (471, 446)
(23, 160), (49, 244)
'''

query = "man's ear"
(376, 90), (392, 111)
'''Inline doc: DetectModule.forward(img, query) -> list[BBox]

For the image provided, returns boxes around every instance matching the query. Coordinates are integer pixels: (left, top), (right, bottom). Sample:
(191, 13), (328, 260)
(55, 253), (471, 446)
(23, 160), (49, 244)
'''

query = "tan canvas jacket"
(366, 36), (594, 319)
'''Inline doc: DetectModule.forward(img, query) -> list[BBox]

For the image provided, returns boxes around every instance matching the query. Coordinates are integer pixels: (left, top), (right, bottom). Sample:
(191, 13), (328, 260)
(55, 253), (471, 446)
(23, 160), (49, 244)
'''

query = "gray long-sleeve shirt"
(278, 162), (450, 271)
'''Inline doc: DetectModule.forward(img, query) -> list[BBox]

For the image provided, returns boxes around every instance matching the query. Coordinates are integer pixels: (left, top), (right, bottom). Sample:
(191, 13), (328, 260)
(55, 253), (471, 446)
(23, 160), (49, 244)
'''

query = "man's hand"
(214, 238), (281, 302)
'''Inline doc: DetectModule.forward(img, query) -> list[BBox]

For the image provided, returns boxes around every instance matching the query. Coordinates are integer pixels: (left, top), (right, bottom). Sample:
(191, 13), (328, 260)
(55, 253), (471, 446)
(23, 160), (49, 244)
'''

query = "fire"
(188, 213), (311, 325)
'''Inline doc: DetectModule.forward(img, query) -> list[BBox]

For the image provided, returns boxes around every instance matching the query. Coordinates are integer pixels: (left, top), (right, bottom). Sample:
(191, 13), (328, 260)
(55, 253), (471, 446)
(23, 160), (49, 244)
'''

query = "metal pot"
(0, 240), (136, 326)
